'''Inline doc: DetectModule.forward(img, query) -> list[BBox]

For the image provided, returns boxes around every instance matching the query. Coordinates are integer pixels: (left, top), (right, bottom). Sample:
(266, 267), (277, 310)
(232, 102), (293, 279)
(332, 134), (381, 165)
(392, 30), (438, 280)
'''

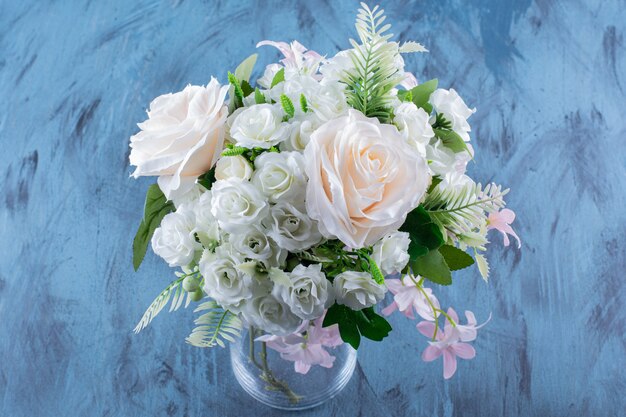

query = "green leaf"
(400, 205), (445, 260)
(240, 80), (254, 97)
(410, 249), (452, 285)
(323, 304), (392, 349)
(365, 254), (385, 284)
(434, 128), (470, 153)
(197, 167), (216, 190)
(280, 93), (295, 118)
(427, 176), (442, 194)
(254, 88), (266, 104)
(132, 184), (175, 271)
(270, 68), (285, 88)
(227, 71), (244, 110)
(299, 93), (308, 113)
(233, 53), (258, 83)
(221, 146), (247, 157)
(438, 245), (475, 271)
(398, 78), (438, 113)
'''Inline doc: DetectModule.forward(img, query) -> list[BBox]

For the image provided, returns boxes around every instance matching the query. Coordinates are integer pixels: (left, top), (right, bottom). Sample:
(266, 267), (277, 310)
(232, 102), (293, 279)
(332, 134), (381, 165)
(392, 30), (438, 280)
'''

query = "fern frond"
(186, 301), (243, 348)
(134, 274), (192, 333)
(424, 181), (509, 240)
(399, 41), (428, 53)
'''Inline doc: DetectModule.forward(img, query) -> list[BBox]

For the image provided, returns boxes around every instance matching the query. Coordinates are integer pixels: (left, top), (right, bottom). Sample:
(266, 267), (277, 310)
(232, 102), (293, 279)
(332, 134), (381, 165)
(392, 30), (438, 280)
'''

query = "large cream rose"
(129, 78), (229, 200)
(304, 110), (430, 248)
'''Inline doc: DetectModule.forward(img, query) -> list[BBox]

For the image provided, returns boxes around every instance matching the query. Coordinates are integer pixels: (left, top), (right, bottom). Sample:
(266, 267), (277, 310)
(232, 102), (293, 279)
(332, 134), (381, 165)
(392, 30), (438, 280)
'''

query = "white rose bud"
(251, 151), (307, 203)
(199, 247), (252, 312)
(129, 79), (229, 200)
(151, 206), (200, 267)
(393, 102), (434, 157)
(429, 88), (476, 142)
(229, 103), (289, 149)
(273, 264), (331, 320)
(192, 191), (220, 247)
(229, 225), (286, 267)
(214, 155), (253, 181)
(308, 82), (349, 122)
(266, 202), (323, 251)
(280, 116), (320, 152)
(333, 271), (386, 310)
(210, 179), (269, 233)
(371, 231), (411, 276)
(241, 293), (303, 336)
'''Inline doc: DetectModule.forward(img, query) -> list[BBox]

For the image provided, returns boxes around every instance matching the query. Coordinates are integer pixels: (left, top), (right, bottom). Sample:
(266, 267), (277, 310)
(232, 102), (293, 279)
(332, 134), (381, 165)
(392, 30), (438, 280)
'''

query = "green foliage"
(323, 304), (392, 349)
(397, 78), (438, 113)
(271, 68), (285, 88)
(434, 128), (470, 154)
(410, 249), (452, 285)
(186, 301), (243, 348)
(280, 93), (295, 118)
(427, 176), (442, 194)
(364, 254), (385, 284)
(399, 205), (445, 260)
(299, 93), (308, 113)
(423, 181), (508, 240)
(227, 71), (245, 110)
(197, 167), (216, 190)
(133, 274), (193, 333)
(432, 112), (452, 129)
(438, 244), (475, 271)
(221, 146), (247, 157)
(132, 184), (175, 271)
(240, 80), (254, 97)
(254, 87), (266, 104)
(341, 4), (405, 122)
(233, 53), (257, 83)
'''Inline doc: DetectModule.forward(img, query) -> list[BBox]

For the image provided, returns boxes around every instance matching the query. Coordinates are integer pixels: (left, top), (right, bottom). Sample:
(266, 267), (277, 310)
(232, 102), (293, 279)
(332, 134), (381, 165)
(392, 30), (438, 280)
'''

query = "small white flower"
(267, 73), (320, 106)
(274, 264), (331, 320)
(200, 246), (252, 312)
(251, 151), (307, 203)
(210, 178), (269, 233)
(258, 63), (283, 89)
(393, 102), (434, 156)
(320, 50), (353, 82)
(214, 155), (253, 181)
(372, 231), (411, 276)
(333, 271), (386, 310)
(265, 202), (323, 251)
(281, 115), (321, 152)
(229, 225), (284, 265)
(241, 292), (304, 335)
(229, 104), (289, 149)
(429, 88), (476, 142)
(192, 191), (220, 247)
(151, 206), (200, 267)
(308, 82), (349, 122)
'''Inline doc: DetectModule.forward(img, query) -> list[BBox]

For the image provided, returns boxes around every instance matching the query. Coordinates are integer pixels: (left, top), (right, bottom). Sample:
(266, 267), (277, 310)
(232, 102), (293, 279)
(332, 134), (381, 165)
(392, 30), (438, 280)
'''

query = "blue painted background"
(1, 1), (625, 416)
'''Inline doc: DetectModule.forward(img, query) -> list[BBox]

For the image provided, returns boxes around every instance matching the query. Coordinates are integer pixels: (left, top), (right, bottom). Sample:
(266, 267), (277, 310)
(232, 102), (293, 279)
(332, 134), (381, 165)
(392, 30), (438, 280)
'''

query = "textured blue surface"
(1, 1), (625, 416)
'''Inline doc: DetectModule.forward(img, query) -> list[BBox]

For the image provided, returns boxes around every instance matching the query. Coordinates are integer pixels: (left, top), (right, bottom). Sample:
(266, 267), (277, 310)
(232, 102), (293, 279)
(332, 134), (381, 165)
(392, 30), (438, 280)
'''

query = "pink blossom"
(257, 40), (323, 74)
(487, 208), (521, 248)
(416, 308), (488, 379)
(256, 313), (343, 374)
(382, 276), (440, 320)
(400, 72), (418, 89)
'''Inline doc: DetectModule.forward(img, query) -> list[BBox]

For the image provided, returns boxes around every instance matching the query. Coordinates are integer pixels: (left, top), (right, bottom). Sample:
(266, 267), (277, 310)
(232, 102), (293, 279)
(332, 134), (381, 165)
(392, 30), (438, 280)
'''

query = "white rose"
(229, 104), (289, 149)
(200, 246), (252, 312)
(333, 271), (386, 310)
(273, 264), (330, 320)
(241, 293), (303, 335)
(229, 225), (286, 266)
(267, 73), (320, 105)
(151, 206), (200, 267)
(265, 202), (323, 251)
(304, 110), (431, 249)
(393, 102), (434, 156)
(308, 82), (349, 122)
(251, 151), (307, 203)
(215, 155), (253, 181)
(429, 88), (476, 142)
(129, 79), (229, 200)
(371, 231), (411, 276)
(258, 63), (283, 89)
(210, 178), (269, 233)
(280, 115), (321, 152)
(319, 50), (353, 82)
(192, 191), (220, 247)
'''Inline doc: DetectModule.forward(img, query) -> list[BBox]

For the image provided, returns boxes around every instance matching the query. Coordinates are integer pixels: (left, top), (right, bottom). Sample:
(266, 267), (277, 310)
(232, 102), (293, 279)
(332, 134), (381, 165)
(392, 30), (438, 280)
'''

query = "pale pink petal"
(421, 345), (443, 362)
(442, 349), (458, 379)
(400, 72), (418, 89)
(451, 342), (476, 360)
(499, 208), (516, 223)
(294, 361), (311, 374)
(416, 321), (438, 339)
(381, 301), (398, 316)
(464, 310), (477, 326)
(385, 279), (403, 295)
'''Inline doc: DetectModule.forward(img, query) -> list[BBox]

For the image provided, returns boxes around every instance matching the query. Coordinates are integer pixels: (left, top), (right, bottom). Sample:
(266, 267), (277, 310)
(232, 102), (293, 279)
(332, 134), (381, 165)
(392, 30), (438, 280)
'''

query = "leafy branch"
(186, 301), (243, 348)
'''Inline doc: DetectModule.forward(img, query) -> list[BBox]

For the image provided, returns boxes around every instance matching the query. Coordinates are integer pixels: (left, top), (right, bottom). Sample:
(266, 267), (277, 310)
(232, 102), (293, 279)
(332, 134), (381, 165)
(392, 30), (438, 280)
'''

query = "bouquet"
(129, 2), (520, 385)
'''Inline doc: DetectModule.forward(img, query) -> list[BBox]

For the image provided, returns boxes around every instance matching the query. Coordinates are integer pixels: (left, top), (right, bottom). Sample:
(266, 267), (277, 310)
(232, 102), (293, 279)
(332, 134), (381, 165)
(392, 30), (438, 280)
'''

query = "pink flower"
(256, 314), (343, 374)
(487, 208), (521, 248)
(382, 276), (440, 320)
(257, 40), (323, 74)
(400, 72), (418, 89)
(416, 308), (488, 379)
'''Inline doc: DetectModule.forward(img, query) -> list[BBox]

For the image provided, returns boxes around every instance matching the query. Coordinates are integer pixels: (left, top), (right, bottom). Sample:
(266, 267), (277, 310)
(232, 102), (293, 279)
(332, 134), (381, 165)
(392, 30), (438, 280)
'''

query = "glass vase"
(229, 326), (357, 410)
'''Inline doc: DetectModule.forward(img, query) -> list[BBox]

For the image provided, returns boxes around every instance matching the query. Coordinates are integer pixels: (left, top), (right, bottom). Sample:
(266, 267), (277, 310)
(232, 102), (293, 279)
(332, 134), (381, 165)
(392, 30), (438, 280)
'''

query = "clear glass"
(230, 327), (357, 410)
